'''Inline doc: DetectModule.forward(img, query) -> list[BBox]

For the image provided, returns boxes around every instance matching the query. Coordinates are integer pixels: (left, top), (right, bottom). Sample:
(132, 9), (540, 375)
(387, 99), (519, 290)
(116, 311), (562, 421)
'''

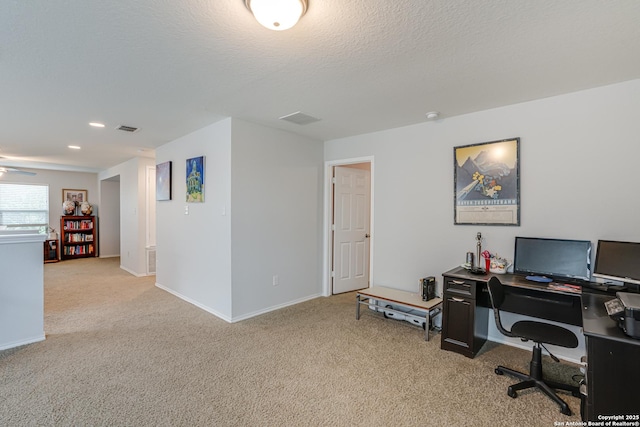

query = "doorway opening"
(99, 175), (121, 259)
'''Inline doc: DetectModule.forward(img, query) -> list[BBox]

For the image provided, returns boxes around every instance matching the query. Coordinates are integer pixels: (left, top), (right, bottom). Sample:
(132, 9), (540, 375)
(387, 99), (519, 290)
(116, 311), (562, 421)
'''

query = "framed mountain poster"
(454, 138), (520, 226)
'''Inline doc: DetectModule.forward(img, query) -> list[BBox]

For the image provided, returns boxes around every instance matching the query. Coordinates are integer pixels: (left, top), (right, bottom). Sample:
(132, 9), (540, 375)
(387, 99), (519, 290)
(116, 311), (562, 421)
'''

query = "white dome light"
(245, 0), (308, 31)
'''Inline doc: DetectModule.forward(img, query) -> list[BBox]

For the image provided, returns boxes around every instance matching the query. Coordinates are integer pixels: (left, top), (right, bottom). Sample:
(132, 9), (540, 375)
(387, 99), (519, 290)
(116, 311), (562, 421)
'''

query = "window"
(0, 183), (49, 232)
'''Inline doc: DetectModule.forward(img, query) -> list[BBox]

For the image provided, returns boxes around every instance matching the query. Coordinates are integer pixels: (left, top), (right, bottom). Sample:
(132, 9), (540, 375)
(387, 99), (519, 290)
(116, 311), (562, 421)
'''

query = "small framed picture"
(62, 189), (88, 204)
(156, 161), (172, 201)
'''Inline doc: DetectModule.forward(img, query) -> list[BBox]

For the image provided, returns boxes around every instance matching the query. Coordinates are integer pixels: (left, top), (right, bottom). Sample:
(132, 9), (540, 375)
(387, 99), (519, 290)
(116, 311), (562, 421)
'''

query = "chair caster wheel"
(507, 387), (517, 398)
(560, 406), (571, 416)
(495, 368), (503, 375)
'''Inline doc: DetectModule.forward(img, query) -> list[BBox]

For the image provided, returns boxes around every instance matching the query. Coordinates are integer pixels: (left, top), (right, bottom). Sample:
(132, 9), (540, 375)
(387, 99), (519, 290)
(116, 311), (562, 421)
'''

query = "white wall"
(325, 79), (640, 291)
(324, 79), (640, 361)
(0, 233), (46, 350)
(99, 157), (154, 276)
(1, 169), (98, 234)
(230, 119), (324, 319)
(154, 118), (234, 320)
(153, 118), (324, 321)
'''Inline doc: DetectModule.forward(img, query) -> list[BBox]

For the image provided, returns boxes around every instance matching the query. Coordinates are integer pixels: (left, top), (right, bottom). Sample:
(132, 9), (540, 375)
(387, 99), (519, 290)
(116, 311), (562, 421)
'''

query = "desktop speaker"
(421, 276), (436, 301)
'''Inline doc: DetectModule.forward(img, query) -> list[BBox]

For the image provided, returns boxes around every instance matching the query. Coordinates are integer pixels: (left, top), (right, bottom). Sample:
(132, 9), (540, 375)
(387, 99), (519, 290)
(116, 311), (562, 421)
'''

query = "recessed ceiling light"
(425, 112), (440, 120)
(68, 145), (81, 150)
(89, 122), (105, 128)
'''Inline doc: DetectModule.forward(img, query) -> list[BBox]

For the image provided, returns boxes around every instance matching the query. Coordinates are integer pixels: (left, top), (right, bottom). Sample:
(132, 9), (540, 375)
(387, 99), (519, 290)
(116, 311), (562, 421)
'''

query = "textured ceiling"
(1, 0), (640, 172)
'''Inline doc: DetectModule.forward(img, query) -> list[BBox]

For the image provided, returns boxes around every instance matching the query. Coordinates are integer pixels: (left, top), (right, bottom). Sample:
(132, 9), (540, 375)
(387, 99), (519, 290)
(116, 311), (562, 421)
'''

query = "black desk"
(441, 267), (583, 358)
(441, 266), (640, 419)
(581, 292), (640, 420)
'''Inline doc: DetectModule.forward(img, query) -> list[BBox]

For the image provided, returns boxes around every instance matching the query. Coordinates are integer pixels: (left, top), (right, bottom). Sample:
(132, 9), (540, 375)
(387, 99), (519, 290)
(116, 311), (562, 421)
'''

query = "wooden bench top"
(357, 286), (442, 311)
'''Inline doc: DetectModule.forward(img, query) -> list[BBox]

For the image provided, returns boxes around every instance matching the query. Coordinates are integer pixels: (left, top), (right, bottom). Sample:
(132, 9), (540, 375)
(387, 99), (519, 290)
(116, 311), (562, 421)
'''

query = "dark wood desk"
(441, 266), (640, 419)
(580, 292), (640, 420)
(441, 267), (583, 358)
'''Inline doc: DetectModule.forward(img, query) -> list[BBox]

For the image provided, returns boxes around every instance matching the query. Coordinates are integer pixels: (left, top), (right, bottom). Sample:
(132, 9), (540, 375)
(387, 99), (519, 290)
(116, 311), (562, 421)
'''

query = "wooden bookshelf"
(44, 239), (59, 263)
(60, 216), (97, 260)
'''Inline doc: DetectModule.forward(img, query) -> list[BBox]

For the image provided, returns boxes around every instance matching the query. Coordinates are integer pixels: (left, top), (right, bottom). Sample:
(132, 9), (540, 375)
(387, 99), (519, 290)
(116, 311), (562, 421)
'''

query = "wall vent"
(146, 246), (156, 275)
(117, 125), (139, 133)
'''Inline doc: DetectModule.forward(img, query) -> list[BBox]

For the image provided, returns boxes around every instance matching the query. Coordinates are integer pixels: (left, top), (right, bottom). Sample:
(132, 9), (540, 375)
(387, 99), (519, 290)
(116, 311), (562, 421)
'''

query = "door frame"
(322, 156), (375, 296)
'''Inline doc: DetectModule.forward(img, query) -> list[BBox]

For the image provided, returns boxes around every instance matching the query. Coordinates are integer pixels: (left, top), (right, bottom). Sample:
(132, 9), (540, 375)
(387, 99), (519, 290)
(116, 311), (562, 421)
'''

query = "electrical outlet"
(272, 274), (279, 286)
(184, 205), (189, 215)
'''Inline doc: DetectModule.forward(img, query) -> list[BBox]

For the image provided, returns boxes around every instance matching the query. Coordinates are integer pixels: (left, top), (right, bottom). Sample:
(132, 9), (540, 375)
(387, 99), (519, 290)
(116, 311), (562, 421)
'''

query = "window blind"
(0, 183), (49, 231)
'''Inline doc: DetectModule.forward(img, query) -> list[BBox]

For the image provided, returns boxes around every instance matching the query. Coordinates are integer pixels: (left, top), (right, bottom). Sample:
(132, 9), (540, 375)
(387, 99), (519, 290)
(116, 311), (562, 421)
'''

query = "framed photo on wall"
(453, 138), (520, 226)
(186, 156), (205, 203)
(62, 189), (88, 204)
(156, 161), (172, 201)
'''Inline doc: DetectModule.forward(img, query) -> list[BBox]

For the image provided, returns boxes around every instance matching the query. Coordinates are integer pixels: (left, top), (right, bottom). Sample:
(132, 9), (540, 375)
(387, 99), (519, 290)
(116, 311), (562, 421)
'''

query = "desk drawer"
(443, 277), (476, 299)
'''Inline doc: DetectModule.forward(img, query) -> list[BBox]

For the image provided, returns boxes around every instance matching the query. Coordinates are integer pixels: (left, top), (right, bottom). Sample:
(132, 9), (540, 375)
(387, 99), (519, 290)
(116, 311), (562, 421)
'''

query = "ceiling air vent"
(279, 111), (321, 125)
(117, 125), (139, 133)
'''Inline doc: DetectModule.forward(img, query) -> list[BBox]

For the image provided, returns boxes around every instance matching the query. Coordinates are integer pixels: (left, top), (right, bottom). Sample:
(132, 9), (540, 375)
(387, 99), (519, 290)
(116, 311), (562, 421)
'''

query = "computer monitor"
(513, 236), (591, 282)
(593, 240), (640, 286)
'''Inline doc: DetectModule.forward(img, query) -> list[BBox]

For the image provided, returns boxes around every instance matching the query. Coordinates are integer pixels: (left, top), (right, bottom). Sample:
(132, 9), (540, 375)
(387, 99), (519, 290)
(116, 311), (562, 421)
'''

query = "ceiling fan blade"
(0, 167), (37, 176)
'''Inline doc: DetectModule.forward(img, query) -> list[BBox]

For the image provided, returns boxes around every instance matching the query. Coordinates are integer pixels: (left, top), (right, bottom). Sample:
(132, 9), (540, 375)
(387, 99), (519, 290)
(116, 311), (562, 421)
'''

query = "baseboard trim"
(120, 265), (146, 277)
(230, 294), (322, 323)
(154, 282), (322, 324)
(155, 282), (233, 323)
(486, 335), (582, 365)
(0, 333), (45, 351)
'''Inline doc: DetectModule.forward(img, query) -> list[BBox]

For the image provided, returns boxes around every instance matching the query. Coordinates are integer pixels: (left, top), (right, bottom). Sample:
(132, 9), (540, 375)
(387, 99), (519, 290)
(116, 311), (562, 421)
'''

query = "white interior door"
(332, 166), (371, 294)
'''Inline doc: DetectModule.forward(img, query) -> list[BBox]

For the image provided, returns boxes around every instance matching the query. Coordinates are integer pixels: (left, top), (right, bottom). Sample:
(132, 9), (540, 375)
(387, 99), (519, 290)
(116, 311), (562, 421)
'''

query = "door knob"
(365, 234), (370, 238)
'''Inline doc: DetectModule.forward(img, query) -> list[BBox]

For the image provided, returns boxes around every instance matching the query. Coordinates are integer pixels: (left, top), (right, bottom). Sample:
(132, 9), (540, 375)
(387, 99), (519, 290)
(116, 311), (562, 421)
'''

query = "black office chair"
(487, 276), (580, 415)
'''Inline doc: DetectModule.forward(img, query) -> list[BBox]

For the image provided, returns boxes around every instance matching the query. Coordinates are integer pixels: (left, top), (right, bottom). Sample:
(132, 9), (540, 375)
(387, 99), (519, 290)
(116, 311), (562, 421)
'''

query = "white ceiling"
(1, 0), (639, 172)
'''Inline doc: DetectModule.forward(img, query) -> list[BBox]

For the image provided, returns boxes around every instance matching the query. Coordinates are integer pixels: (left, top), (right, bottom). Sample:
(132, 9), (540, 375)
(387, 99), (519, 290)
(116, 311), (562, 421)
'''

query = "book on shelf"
(66, 233), (95, 243)
(63, 219), (94, 230)
(64, 245), (93, 256)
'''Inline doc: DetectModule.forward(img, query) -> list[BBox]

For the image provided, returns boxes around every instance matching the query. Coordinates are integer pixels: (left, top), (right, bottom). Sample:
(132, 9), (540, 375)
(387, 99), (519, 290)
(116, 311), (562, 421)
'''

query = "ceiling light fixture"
(425, 111), (440, 120)
(89, 122), (105, 128)
(68, 145), (81, 150)
(245, 0), (308, 31)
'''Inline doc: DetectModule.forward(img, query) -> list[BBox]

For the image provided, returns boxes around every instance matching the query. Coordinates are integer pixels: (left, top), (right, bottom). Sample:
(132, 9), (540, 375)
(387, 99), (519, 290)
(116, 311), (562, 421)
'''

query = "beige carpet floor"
(0, 257), (583, 426)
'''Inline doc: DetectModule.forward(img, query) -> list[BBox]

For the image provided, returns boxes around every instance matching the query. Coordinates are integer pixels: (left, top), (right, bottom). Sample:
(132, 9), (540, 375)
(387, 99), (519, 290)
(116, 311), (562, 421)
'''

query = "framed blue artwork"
(186, 156), (205, 202)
